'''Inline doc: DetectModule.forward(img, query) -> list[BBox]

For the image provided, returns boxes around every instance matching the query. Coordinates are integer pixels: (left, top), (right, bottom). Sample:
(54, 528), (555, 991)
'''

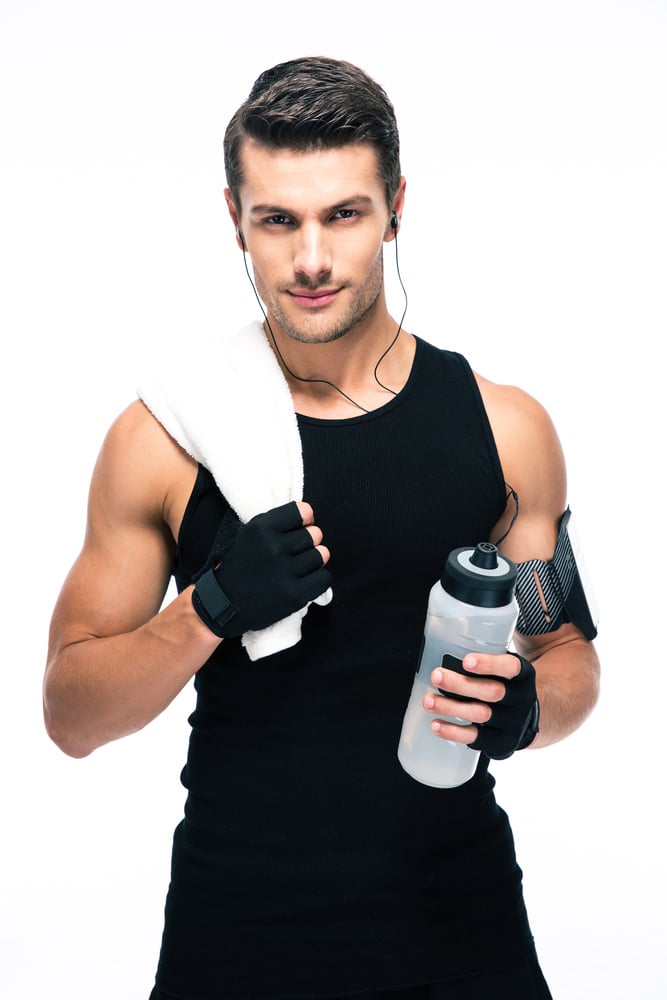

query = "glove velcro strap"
(512, 697), (541, 753)
(509, 653), (541, 753)
(192, 568), (239, 637)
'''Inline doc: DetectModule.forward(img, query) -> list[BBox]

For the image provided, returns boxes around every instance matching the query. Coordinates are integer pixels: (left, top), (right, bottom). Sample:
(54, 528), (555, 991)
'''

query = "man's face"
(227, 140), (395, 344)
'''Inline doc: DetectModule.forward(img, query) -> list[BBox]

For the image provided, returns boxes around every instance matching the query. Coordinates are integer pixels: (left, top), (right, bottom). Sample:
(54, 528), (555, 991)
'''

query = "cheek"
(357, 248), (385, 286)
(342, 239), (384, 276)
(249, 249), (284, 291)
(250, 231), (384, 284)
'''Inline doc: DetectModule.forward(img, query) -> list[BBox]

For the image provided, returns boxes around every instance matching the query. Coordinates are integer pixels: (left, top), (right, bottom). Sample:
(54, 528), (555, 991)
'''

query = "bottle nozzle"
(441, 542), (517, 606)
(470, 541), (499, 570)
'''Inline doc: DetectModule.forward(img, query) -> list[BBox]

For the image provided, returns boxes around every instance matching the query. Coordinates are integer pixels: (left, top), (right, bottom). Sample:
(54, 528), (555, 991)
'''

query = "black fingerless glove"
(192, 502), (332, 639)
(468, 653), (540, 760)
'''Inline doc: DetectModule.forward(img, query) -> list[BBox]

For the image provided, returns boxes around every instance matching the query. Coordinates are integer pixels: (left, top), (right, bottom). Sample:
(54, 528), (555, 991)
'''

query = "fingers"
(293, 501), (329, 565)
(294, 534), (329, 567)
(424, 659), (506, 737)
(462, 652), (522, 679)
(315, 543), (330, 565)
(299, 523), (325, 552)
(295, 500), (315, 524)
(292, 545), (326, 577)
(261, 502), (327, 552)
(424, 688), (492, 727)
(431, 664), (506, 705)
(422, 684), (486, 746)
(428, 719), (480, 746)
(425, 653), (535, 752)
(303, 565), (334, 604)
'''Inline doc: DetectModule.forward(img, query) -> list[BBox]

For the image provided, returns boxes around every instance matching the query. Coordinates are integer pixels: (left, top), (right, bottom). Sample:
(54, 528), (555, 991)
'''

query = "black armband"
(515, 507), (598, 639)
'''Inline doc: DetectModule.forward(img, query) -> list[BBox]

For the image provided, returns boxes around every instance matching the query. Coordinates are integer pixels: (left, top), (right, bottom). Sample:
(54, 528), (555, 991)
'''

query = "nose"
(293, 222), (332, 283)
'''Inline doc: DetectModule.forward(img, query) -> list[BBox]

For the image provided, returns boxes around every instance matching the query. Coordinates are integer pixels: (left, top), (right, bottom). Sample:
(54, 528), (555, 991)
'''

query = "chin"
(283, 324), (351, 345)
(279, 299), (380, 346)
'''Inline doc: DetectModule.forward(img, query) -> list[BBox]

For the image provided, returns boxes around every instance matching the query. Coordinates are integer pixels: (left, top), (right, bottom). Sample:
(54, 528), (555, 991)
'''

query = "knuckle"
(507, 654), (523, 678)
(467, 703), (491, 724)
(489, 680), (507, 702)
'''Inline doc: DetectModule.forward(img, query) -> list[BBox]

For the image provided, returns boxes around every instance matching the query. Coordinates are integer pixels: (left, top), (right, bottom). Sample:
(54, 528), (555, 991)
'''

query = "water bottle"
(397, 541), (519, 788)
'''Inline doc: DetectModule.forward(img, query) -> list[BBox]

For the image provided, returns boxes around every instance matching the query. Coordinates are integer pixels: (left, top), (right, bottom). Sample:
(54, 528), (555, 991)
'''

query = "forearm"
(517, 632), (600, 749)
(43, 587), (220, 758)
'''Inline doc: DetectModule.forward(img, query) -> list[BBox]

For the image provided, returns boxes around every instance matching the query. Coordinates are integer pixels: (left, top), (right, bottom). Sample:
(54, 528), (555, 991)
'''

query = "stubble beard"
(254, 255), (385, 345)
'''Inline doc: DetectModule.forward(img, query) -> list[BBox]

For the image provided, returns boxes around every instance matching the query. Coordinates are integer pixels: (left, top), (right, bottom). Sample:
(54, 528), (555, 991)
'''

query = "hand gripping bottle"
(397, 542), (519, 788)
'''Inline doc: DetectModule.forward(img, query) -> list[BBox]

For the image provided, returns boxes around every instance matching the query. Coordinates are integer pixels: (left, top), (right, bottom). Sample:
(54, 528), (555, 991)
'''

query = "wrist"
(517, 698), (540, 750)
(191, 569), (240, 638)
(183, 585), (228, 648)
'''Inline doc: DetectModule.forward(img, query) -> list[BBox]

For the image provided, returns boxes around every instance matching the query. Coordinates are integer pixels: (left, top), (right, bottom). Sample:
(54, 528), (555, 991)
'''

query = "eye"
(333, 208), (359, 221)
(264, 214), (292, 227)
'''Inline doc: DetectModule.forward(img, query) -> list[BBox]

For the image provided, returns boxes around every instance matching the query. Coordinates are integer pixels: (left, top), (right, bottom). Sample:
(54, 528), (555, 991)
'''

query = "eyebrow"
(248, 195), (376, 217)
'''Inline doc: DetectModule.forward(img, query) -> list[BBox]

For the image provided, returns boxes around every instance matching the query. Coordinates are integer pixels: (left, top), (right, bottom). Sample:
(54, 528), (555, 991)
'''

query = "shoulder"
(96, 400), (190, 484)
(474, 373), (567, 561)
(92, 400), (198, 539)
(474, 373), (559, 446)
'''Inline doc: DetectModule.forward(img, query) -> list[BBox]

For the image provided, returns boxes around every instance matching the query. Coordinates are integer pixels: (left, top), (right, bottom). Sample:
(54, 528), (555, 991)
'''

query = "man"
(44, 57), (600, 999)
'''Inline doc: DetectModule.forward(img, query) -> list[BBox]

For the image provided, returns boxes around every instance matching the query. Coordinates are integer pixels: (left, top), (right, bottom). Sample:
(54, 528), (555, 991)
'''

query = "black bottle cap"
(441, 542), (517, 608)
(470, 541), (499, 570)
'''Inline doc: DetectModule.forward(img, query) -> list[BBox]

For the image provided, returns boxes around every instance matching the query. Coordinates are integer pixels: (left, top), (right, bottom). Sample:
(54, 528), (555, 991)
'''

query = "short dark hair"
(224, 56), (401, 211)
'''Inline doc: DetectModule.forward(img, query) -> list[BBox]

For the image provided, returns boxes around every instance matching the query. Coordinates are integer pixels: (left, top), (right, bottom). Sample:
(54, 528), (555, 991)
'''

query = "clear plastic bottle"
(397, 542), (519, 788)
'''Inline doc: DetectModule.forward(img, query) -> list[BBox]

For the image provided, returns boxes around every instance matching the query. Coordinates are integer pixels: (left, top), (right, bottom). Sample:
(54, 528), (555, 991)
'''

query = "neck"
(264, 313), (415, 418)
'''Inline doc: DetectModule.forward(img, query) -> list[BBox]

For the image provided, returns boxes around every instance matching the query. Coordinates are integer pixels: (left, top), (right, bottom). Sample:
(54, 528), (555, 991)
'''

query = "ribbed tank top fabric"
(157, 338), (536, 1000)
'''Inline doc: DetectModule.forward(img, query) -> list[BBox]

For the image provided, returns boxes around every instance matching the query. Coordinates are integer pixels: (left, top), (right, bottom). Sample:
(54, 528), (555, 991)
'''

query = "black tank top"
(156, 338), (535, 999)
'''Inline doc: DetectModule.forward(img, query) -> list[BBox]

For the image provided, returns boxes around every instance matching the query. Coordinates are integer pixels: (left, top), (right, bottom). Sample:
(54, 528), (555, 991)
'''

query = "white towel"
(137, 320), (332, 660)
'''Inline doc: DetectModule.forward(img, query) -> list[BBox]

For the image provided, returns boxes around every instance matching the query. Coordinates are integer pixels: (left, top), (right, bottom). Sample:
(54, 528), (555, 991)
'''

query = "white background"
(1, 1), (666, 997)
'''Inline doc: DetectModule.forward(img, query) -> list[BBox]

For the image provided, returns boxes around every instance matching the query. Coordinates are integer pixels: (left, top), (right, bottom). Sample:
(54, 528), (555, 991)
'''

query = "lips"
(288, 288), (340, 308)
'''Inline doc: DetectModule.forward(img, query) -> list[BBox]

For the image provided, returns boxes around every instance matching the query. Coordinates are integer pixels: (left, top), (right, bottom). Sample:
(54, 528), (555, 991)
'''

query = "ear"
(383, 176), (407, 243)
(224, 188), (245, 250)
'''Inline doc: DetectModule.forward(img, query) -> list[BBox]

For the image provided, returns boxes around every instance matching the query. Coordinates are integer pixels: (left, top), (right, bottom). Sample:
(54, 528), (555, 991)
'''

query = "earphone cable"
(240, 220), (408, 414)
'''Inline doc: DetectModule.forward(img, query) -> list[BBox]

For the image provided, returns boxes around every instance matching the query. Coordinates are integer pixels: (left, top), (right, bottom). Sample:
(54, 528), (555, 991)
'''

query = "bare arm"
(487, 380), (600, 748)
(425, 378), (600, 750)
(43, 402), (221, 758)
(511, 624), (599, 748)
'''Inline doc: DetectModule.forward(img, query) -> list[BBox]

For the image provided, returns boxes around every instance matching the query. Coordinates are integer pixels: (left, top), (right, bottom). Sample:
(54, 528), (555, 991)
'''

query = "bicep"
(47, 406), (177, 656)
(48, 524), (174, 656)
(488, 385), (568, 564)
